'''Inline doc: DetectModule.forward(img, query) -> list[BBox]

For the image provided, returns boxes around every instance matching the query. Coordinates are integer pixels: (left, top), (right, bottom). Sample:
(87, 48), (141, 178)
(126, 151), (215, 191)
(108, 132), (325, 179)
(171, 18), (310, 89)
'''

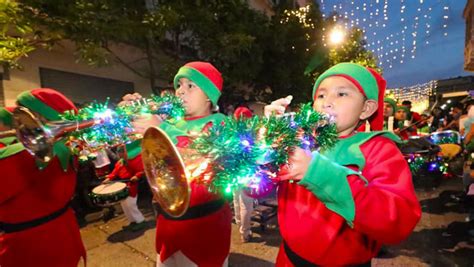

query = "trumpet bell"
(14, 107), (54, 162)
(142, 126), (190, 218)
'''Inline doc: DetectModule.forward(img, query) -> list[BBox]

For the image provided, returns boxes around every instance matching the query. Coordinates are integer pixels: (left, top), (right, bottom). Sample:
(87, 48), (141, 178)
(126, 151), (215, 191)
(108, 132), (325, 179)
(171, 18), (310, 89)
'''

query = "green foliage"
(0, 0), (58, 68)
(161, 0), (270, 86)
(2, 1), (380, 104)
(257, 3), (326, 103)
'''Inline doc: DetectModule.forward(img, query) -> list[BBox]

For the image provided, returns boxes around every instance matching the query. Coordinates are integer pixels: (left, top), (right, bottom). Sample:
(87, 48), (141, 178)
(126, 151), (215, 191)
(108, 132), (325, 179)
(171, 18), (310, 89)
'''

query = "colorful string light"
(387, 80), (436, 113)
(318, 0), (452, 69)
(61, 93), (184, 155)
(191, 103), (338, 198)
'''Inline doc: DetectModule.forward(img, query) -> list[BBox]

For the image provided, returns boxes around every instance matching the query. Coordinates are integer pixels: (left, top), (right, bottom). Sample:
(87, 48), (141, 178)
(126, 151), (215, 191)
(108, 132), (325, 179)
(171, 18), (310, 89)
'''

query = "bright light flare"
(329, 27), (346, 45)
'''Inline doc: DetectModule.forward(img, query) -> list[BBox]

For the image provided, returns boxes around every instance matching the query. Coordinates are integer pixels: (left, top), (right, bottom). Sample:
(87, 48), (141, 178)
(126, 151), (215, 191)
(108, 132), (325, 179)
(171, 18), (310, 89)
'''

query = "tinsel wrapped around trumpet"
(0, 94), (185, 162)
(141, 102), (338, 217)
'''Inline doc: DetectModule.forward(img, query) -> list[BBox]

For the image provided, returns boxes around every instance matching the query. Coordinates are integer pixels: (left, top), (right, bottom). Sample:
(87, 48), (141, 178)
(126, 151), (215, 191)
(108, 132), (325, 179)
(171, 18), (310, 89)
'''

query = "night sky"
(318, 0), (471, 88)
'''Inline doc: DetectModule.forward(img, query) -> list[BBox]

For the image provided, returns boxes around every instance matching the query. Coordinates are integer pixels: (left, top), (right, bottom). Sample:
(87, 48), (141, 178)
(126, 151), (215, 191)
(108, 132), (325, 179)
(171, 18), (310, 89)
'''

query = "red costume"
(276, 63), (421, 266)
(276, 133), (421, 266)
(0, 145), (86, 267)
(0, 88), (86, 267)
(106, 154), (144, 198)
(156, 114), (232, 266)
(154, 62), (232, 266)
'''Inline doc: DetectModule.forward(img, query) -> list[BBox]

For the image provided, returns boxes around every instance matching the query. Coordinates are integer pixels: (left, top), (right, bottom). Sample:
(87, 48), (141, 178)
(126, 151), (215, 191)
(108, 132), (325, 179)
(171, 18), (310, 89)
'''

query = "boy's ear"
(360, 99), (378, 120)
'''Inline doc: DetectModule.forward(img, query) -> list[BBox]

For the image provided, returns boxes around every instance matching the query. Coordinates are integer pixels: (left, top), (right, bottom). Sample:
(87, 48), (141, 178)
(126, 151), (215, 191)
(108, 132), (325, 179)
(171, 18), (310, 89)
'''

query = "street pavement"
(80, 178), (474, 267)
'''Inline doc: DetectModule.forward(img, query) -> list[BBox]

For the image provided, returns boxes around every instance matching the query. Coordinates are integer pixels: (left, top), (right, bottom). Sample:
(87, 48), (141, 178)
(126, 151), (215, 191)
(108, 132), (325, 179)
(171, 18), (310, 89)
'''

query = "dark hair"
(464, 99), (474, 110)
(402, 100), (411, 105)
(452, 102), (463, 110)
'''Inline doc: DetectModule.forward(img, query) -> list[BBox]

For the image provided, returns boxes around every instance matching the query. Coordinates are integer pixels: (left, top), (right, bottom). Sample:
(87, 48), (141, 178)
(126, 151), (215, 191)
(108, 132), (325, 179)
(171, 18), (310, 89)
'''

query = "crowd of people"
(382, 97), (471, 139)
(1, 61), (434, 266)
(383, 95), (474, 225)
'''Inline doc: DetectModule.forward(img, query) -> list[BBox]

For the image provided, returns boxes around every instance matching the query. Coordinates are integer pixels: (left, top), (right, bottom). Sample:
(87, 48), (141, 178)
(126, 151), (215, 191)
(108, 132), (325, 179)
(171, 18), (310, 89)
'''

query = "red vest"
(0, 150), (86, 267)
(276, 136), (421, 266)
(155, 135), (232, 266)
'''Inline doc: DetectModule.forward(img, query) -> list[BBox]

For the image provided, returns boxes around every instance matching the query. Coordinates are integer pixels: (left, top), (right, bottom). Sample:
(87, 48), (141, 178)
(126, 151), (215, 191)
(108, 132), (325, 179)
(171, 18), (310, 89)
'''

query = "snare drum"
(429, 130), (462, 159)
(429, 130), (461, 145)
(90, 182), (129, 207)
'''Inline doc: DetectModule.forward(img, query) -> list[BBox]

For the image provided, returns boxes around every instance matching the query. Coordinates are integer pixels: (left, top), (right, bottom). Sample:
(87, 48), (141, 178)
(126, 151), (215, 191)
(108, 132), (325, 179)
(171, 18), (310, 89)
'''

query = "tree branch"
(104, 46), (147, 79)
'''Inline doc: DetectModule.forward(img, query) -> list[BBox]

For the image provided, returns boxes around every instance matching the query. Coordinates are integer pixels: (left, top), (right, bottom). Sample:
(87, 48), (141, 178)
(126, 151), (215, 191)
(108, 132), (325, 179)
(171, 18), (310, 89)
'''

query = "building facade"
(0, 40), (154, 107)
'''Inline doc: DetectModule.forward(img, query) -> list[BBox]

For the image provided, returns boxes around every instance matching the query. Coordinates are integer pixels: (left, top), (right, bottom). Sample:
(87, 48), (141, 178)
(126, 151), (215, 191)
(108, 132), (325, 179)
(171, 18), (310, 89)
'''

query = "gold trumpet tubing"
(0, 129), (16, 139)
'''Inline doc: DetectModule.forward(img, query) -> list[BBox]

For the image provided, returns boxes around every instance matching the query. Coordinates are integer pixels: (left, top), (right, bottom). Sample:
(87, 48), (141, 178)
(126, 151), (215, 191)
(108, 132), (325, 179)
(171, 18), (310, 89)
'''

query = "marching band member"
(265, 63), (421, 266)
(103, 141), (146, 231)
(0, 88), (86, 267)
(124, 61), (232, 267)
(0, 107), (16, 147)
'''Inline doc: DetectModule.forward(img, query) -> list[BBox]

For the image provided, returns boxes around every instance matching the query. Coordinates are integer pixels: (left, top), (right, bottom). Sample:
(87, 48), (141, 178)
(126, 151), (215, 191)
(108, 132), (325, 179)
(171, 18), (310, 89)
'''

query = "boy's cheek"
(312, 102), (322, 112)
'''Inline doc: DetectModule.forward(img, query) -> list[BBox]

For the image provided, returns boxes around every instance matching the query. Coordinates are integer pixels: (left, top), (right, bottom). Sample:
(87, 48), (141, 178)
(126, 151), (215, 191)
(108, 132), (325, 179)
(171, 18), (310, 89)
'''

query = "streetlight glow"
(329, 27), (346, 45)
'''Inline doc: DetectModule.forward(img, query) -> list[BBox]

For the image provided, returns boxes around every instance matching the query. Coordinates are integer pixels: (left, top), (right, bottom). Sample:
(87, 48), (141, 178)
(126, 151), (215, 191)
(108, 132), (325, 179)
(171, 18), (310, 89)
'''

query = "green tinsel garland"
(60, 93), (184, 153)
(191, 103), (338, 193)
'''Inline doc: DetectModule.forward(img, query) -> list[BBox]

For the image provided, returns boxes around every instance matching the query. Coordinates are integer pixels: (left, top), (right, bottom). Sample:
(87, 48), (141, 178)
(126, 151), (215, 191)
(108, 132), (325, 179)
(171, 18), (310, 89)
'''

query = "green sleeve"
(298, 152), (363, 227)
(0, 137), (17, 146)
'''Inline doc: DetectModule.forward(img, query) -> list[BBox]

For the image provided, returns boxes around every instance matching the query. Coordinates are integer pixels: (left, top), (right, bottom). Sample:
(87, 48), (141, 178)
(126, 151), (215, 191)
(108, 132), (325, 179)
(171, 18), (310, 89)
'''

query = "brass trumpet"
(1, 107), (96, 162)
(142, 126), (191, 218)
(0, 129), (16, 139)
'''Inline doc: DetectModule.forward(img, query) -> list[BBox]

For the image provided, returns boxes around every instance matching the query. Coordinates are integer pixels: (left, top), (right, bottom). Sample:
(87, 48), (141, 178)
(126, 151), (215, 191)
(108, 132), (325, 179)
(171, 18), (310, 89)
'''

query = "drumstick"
(398, 117), (430, 133)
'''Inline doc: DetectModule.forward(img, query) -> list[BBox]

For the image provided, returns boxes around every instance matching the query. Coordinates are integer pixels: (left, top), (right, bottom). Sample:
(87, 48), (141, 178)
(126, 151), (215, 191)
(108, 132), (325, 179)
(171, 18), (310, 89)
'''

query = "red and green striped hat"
(0, 106), (16, 126)
(173, 61), (223, 106)
(16, 88), (77, 121)
(396, 105), (410, 115)
(312, 63), (386, 131)
(384, 97), (397, 111)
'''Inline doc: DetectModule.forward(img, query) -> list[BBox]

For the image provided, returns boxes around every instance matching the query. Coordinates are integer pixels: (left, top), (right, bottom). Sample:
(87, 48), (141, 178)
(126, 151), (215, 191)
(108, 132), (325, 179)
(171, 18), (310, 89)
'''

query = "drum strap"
(159, 198), (225, 220)
(283, 240), (372, 267)
(0, 202), (70, 234)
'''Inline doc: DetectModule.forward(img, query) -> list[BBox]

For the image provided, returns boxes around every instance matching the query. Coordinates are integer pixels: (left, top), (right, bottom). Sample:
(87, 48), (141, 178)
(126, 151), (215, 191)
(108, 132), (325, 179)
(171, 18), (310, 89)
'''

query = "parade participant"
(394, 105), (416, 140)
(103, 142), (146, 231)
(0, 107), (16, 147)
(383, 98), (397, 131)
(417, 112), (431, 135)
(402, 100), (422, 124)
(265, 63), (421, 266)
(123, 61), (232, 266)
(439, 102), (463, 132)
(232, 106), (255, 242)
(0, 88), (86, 267)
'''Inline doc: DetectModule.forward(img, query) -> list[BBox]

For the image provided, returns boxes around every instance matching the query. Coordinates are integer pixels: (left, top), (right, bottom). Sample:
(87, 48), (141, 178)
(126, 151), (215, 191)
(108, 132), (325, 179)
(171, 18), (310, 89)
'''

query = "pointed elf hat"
(16, 88), (78, 121)
(173, 61), (223, 106)
(312, 62), (386, 131)
(0, 106), (16, 126)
